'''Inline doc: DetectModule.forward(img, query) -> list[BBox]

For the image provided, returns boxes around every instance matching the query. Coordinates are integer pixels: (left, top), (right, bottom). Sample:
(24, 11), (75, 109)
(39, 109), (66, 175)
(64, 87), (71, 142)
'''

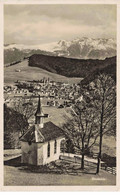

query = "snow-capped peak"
(4, 37), (116, 60)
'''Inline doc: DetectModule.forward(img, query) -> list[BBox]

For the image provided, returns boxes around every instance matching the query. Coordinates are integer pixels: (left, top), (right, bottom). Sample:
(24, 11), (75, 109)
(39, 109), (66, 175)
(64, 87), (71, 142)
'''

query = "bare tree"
(81, 74), (116, 173)
(62, 100), (99, 170)
(62, 74), (116, 171)
(12, 96), (36, 133)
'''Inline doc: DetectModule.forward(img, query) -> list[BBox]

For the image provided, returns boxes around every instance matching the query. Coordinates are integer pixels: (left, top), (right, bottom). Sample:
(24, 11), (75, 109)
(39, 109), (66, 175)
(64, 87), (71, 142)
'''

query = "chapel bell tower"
(35, 95), (48, 128)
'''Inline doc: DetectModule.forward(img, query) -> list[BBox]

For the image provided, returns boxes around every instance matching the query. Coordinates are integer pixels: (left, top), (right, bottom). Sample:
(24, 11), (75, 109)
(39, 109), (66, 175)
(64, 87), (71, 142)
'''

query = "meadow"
(4, 60), (83, 85)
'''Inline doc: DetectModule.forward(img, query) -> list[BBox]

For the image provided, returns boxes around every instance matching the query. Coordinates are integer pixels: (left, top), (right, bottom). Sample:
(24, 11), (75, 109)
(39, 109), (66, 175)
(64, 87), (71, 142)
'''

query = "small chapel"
(20, 95), (65, 166)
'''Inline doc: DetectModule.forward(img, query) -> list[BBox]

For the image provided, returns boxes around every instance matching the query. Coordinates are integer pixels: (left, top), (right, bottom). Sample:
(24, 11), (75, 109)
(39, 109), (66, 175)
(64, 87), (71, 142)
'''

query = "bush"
(101, 153), (116, 167)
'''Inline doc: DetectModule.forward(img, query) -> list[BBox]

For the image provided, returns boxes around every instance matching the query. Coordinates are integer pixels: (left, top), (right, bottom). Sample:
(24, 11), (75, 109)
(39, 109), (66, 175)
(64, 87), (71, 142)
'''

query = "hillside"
(81, 58), (116, 85)
(4, 60), (82, 85)
(29, 54), (116, 79)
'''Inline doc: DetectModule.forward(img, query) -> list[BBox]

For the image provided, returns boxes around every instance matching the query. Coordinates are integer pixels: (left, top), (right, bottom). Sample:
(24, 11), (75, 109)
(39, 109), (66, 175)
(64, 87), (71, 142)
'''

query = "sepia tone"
(3, 2), (117, 188)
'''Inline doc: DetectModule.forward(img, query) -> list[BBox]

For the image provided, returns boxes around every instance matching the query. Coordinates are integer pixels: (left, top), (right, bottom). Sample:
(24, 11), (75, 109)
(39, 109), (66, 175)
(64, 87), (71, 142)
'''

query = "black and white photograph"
(2, 1), (118, 189)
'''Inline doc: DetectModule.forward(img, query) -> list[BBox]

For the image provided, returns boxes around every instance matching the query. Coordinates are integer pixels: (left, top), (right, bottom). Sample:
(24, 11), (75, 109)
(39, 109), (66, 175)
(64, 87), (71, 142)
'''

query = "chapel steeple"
(35, 95), (46, 128)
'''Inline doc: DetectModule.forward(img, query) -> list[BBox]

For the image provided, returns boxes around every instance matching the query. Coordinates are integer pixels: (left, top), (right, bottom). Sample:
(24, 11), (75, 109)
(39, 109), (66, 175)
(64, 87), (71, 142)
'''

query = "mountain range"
(51, 37), (116, 59)
(4, 37), (116, 65)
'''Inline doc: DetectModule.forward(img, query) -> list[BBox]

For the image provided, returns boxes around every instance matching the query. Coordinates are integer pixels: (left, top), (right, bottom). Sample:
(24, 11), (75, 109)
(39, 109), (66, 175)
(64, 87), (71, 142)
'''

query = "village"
(4, 77), (81, 108)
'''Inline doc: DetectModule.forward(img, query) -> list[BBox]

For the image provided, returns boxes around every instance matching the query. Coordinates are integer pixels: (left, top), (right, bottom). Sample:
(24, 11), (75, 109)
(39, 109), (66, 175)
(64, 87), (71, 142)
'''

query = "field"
(29, 106), (70, 126)
(4, 60), (83, 85)
(92, 135), (116, 157)
(4, 162), (116, 186)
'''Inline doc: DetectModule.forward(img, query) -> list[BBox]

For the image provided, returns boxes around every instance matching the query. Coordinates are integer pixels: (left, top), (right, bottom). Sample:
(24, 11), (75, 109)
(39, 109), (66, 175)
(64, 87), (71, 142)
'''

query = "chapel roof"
(20, 121), (64, 143)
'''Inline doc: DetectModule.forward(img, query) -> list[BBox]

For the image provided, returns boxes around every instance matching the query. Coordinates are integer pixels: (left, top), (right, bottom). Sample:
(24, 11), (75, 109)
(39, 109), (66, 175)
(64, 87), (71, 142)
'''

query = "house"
(20, 95), (65, 166)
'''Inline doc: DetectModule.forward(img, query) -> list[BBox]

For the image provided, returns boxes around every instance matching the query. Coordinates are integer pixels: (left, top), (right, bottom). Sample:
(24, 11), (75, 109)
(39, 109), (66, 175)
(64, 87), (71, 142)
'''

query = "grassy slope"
(4, 60), (83, 85)
(4, 164), (116, 185)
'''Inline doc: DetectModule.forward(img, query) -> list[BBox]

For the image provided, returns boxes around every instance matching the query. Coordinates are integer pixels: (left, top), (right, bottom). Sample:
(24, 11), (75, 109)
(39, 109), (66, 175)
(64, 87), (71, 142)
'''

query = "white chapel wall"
(42, 137), (65, 165)
(37, 143), (44, 165)
(21, 141), (37, 165)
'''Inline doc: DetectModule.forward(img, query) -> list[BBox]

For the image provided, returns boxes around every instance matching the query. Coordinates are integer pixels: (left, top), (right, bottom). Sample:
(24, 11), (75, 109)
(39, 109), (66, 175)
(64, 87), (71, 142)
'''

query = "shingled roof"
(20, 121), (65, 143)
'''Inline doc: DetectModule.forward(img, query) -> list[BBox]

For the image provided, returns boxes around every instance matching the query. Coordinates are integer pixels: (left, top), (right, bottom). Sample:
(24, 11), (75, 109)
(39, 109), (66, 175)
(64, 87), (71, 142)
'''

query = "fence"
(60, 155), (75, 163)
(60, 155), (97, 168)
(101, 166), (116, 175)
(60, 155), (116, 175)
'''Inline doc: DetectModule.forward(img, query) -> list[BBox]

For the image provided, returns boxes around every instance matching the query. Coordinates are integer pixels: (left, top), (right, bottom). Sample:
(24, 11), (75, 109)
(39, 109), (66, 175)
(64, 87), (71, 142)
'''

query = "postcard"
(1, 0), (120, 191)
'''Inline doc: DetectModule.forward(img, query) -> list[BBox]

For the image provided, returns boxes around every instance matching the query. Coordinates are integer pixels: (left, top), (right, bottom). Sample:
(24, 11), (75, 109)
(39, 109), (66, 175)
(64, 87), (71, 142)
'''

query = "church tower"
(35, 95), (46, 128)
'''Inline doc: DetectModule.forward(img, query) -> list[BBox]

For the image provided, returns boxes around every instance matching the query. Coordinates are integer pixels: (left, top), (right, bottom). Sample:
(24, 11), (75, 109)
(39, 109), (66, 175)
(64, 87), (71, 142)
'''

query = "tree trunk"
(81, 139), (85, 170)
(96, 156), (101, 174)
(81, 153), (84, 170)
(96, 97), (104, 174)
(96, 122), (103, 174)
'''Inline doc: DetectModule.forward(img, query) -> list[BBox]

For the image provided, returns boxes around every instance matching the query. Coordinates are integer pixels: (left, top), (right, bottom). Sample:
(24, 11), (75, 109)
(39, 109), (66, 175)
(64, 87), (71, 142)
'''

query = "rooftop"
(20, 121), (64, 143)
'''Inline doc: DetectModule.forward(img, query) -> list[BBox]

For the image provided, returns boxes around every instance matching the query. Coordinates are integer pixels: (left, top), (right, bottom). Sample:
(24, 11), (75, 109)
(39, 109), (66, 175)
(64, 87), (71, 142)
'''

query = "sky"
(4, 4), (117, 45)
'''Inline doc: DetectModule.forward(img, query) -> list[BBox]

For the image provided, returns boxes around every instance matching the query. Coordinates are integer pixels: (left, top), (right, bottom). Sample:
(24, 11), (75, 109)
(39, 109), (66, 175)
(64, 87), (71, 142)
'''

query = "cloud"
(4, 4), (116, 44)
(4, 4), (116, 21)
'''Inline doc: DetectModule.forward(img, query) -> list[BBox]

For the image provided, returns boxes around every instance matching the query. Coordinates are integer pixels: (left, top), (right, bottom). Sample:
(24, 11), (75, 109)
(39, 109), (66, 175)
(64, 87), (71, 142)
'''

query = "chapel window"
(54, 140), (57, 154)
(47, 142), (50, 157)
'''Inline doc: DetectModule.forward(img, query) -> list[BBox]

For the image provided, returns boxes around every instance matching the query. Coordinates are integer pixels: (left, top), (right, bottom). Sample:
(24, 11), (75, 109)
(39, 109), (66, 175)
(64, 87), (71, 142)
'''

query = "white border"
(0, 0), (120, 191)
